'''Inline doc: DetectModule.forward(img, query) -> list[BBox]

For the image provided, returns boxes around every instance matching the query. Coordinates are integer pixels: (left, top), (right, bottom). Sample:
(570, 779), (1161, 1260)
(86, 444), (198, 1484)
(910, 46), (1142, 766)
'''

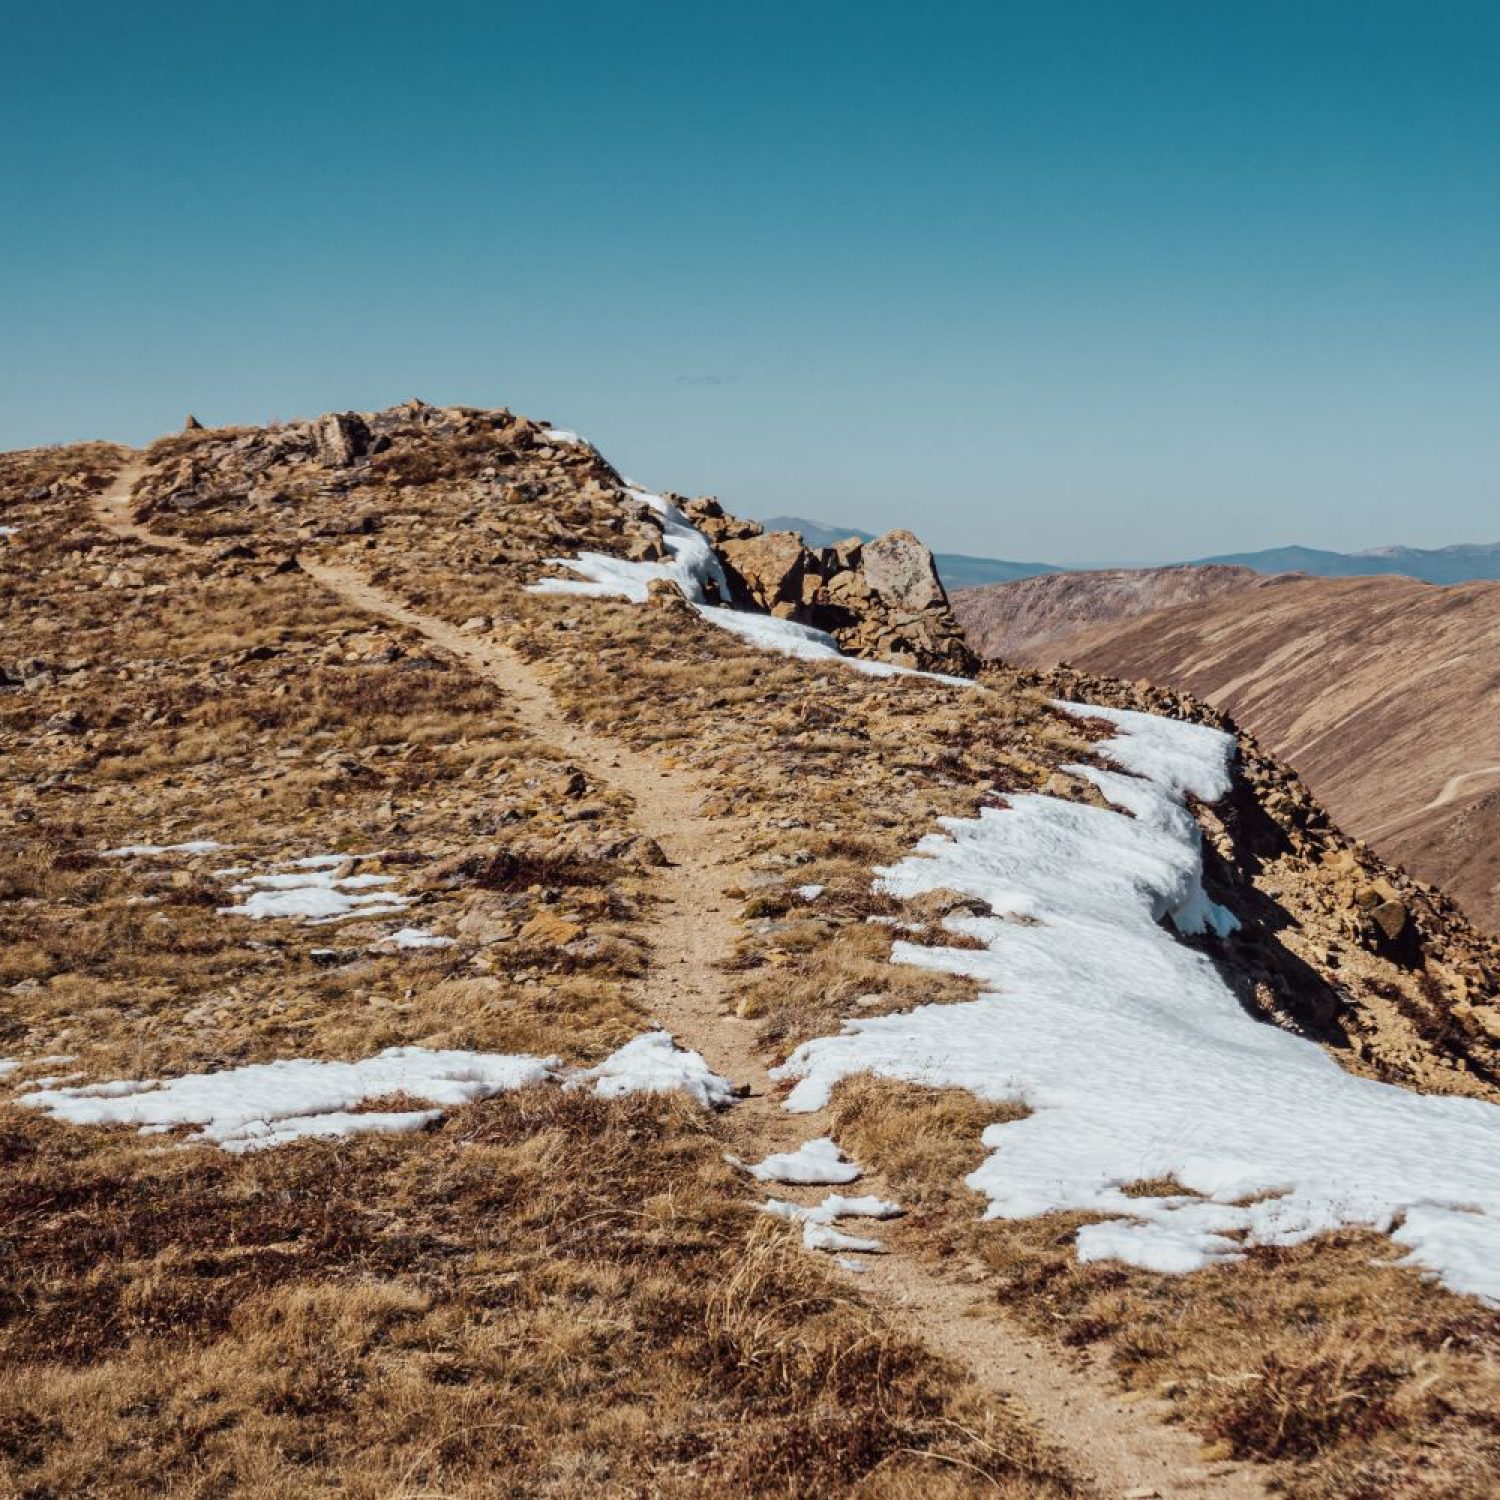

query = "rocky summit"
(4, 401), (1500, 1500)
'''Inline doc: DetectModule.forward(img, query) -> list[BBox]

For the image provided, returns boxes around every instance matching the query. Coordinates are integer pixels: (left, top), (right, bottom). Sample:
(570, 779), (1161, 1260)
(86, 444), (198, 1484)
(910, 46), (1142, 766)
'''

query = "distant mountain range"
(1195, 542), (1500, 585)
(760, 515), (1500, 590)
(756, 515), (1062, 590)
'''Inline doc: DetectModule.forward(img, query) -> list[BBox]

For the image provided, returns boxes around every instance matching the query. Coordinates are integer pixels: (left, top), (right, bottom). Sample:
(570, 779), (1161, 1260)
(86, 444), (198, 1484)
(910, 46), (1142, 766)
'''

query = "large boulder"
(315, 412), (371, 467)
(719, 531), (812, 617)
(860, 529), (950, 613)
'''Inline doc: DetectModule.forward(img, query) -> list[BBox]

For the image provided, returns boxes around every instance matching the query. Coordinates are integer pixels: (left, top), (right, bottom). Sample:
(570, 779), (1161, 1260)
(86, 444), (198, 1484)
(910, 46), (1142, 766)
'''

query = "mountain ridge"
(7, 405), (1500, 1496)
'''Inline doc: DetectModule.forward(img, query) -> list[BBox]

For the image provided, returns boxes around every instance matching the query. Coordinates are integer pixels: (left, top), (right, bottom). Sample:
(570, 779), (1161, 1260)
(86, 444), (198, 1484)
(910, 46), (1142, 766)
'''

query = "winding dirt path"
(94, 458), (1263, 1500)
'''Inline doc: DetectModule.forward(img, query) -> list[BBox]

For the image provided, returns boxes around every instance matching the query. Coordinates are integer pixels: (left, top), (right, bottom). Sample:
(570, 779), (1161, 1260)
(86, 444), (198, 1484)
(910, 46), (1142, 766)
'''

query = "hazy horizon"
(5, 1), (1497, 560)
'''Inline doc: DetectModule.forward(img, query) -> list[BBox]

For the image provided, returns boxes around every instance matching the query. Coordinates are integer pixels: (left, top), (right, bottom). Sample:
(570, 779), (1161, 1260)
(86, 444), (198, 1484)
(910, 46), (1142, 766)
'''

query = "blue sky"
(3, 1), (1497, 562)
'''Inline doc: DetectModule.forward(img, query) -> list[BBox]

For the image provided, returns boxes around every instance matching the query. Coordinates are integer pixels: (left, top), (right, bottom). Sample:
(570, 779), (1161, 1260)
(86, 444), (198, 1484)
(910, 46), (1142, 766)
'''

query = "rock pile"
(681, 500), (977, 675)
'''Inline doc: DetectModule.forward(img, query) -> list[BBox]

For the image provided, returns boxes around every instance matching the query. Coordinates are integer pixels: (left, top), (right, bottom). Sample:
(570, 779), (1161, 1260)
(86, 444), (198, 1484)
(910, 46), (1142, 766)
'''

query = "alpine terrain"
(6, 405), (1500, 1498)
(955, 569), (1500, 934)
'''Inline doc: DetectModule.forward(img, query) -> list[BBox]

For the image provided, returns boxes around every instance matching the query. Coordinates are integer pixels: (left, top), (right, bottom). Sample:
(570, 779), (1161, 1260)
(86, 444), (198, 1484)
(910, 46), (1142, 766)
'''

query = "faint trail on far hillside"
(1364, 764), (1500, 840)
(93, 457), (1265, 1500)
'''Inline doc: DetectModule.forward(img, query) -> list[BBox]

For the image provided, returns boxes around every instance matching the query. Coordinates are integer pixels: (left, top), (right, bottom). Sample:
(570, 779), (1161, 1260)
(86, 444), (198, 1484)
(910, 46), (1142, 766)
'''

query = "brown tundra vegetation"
(2, 405), (1499, 1497)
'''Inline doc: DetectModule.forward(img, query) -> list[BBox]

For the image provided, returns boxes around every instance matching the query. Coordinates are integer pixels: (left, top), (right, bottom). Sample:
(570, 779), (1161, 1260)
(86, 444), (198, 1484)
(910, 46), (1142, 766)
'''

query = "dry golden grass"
(831, 1077), (1500, 1497)
(0, 1086), (1077, 1497)
(1, 440), (1080, 1496)
(13, 412), (1500, 1496)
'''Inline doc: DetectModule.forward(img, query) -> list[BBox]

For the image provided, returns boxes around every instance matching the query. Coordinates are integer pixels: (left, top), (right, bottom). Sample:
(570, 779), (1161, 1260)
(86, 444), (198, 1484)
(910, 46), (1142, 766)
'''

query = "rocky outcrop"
(315, 412), (372, 467)
(136, 401), (977, 674)
(688, 501), (977, 676)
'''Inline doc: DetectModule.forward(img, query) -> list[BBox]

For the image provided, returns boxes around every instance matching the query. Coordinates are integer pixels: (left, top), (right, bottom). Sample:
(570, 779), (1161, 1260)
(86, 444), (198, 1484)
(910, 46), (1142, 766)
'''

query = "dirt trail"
(94, 459), (1263, 1500)
(1364, 764), (1500, 840)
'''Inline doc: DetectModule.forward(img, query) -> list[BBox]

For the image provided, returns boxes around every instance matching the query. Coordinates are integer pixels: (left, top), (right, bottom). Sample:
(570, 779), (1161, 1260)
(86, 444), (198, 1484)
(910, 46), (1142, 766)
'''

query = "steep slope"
(5, 405), (1500, 1496)
(1000, 574), (1500, 933)
(952, 563), (1272, 661)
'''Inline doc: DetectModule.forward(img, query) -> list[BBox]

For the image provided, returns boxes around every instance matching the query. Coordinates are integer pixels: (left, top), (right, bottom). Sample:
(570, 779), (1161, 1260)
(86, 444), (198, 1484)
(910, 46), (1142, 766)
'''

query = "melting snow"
(20, 1048), (557, 1152)
(21, 1032), (738, 1150)
(568, 1029), (736, 1109)
(747, 1136), (861, 1184)
(217, 865), (412, 923)
(762, 1194), (901, 1254)
(795, 883), (825, 901)
(382, 927), (456, 950)
(0, 1060), (19, 1079)
(772, 703), (1500, 1302)
(528, 483), (971, 686)
(761, 1193), (904, 1224)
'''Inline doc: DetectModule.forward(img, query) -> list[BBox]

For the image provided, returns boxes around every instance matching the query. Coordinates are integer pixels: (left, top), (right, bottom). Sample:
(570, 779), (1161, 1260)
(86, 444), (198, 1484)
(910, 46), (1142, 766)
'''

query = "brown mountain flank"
(960, 570), (1500, 932)
(952, 562), (1274, 662)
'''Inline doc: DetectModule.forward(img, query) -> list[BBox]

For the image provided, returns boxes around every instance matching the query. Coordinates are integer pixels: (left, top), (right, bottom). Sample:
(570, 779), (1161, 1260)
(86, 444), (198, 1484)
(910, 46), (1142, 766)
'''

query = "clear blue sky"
(4, 1), (1497, 562)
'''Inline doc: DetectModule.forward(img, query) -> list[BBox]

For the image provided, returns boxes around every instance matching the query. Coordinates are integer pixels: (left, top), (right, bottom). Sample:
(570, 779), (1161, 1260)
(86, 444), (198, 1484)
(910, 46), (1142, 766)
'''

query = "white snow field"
(773, 704), (1500, 1304)
(20, 1033), (736, 1152)
(528, 483), (971, 685)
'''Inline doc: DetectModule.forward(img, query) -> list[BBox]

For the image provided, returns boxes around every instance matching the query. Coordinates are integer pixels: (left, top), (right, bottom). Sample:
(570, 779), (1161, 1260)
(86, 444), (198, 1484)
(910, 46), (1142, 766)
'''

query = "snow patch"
(567, 1029), (736, 1109)
(381, 927), (456, 950)
(772, 702), (1500, 1304)
(761, 1193), (904, 1224)
(747, 1136), (861, 1185)
(21, 1031), (740, 1150)
(795, 883), (825, 901)
(20, 1048), (558, 1152)
(217, 860), (412, 924)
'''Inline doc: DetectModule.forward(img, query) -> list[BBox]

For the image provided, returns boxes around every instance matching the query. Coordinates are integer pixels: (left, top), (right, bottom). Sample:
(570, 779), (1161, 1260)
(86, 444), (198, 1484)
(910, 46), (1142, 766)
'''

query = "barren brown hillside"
(952, 563), (1273, 661)
(980, 573), (1500, 932)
